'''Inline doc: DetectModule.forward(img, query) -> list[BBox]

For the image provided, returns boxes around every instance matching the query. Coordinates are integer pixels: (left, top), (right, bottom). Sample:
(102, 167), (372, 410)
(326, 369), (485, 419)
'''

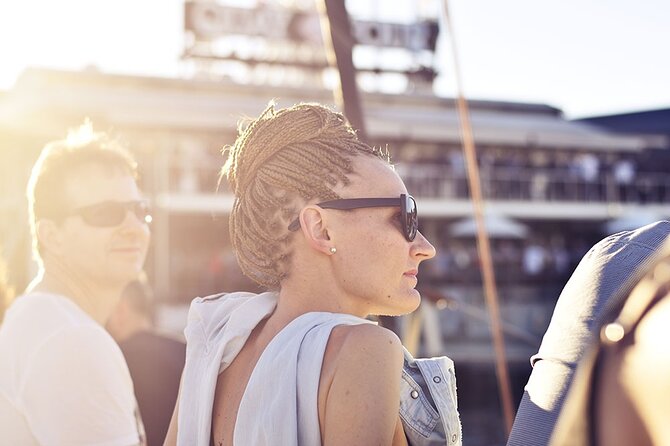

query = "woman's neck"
(276, 276), (369, 321)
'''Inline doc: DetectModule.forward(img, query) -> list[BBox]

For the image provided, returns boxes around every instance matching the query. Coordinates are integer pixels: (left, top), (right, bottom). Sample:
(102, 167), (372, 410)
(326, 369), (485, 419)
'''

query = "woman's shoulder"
(327, 323), (404, 372)
(332, 322), (402, 346)
(318, 322), (406, 445)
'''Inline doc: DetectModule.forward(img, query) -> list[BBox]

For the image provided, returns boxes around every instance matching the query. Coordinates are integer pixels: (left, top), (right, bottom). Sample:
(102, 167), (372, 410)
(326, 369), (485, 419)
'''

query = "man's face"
(54, 165), (150, 288)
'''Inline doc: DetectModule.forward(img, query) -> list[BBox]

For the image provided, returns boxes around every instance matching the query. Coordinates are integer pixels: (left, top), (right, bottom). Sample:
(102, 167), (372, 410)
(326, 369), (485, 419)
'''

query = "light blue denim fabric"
(508, 221), (670, 446)
(401, 349), (462, 446)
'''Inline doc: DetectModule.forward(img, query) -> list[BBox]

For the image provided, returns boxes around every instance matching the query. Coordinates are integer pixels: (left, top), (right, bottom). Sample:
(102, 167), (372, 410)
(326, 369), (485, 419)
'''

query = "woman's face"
(327, 156), (436, 317)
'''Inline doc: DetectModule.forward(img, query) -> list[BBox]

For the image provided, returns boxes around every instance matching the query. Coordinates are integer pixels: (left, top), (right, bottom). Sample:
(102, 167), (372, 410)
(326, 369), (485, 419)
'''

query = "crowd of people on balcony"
(399, 147), (669, 203)
(166, 143), (668, 205)
(420, 233), (592, 286)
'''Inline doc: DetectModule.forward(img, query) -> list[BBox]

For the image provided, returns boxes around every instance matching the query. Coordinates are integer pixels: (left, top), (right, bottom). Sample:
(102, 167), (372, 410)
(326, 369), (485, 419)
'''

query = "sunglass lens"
(405, 196), (418, 241)
(81, 203), (127, 227)
(78, 201), (150, 227)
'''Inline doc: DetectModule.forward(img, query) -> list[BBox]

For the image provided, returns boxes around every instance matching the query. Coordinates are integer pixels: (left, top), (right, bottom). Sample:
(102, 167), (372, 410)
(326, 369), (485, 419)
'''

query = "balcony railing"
(398, 164), (670, 203)
(163, 161), (670, 204)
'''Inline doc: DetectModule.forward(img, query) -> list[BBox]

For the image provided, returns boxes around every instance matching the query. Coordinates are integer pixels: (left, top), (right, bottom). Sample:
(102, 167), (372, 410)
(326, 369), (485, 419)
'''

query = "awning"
(449, 214), (529, 239)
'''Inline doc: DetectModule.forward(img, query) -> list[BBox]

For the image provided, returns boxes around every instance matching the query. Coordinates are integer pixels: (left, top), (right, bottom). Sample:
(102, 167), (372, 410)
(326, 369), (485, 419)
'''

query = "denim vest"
(178, 291), (461, 445)
(401, 349), (462, 445)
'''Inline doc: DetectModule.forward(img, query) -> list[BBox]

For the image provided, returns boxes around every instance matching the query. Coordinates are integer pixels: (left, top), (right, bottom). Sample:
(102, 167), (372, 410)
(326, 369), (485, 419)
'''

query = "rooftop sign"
(184, 2), (439, 52)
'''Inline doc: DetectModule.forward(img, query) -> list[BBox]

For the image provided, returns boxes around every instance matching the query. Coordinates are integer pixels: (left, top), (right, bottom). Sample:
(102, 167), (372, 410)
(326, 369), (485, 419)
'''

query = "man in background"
(107, 276), (186, 446)
(0, 122), (150, 445)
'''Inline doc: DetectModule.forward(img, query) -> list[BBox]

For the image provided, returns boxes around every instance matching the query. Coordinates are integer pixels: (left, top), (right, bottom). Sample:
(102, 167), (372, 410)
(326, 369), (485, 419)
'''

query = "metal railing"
(162, 161), (670, 204)
(398, 164), (670, 203)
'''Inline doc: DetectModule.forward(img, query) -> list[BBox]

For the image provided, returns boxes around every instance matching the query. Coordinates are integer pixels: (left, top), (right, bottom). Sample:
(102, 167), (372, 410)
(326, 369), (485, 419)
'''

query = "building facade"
(1, 66), (668, 444)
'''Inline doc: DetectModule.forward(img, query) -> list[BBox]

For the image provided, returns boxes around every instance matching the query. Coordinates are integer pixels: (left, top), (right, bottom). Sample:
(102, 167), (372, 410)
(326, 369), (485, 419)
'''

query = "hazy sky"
(0, 0), (668, 118)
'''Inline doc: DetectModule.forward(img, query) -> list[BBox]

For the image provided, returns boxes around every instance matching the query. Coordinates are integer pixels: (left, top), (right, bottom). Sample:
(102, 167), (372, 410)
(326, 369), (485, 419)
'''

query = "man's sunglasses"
(288, 193), (418, 242)
(64, 200), (152, 228)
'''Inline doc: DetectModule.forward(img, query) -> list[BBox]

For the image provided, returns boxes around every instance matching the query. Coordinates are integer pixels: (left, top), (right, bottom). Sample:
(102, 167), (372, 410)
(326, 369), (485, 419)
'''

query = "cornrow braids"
(221, 102), (386, 288)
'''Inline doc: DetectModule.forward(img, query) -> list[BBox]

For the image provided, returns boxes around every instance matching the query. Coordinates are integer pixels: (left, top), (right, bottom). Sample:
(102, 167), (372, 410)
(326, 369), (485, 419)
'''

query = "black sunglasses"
(65, 200), (152, 228)
(288, 193), (418, 242)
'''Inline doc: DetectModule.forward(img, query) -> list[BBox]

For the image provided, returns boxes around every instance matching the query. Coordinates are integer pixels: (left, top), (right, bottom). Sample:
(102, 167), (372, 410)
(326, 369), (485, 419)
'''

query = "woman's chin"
(379, 291), (422, 317)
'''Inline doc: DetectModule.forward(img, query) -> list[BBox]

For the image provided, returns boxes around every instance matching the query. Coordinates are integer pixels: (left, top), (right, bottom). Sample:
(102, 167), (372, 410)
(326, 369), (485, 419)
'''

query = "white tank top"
(235, 311), (373, 445)
(177, 292), (372, 446)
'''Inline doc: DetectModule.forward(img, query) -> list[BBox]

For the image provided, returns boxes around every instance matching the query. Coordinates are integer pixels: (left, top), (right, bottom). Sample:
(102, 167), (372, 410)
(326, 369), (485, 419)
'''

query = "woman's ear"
(299, 205), (334, 255)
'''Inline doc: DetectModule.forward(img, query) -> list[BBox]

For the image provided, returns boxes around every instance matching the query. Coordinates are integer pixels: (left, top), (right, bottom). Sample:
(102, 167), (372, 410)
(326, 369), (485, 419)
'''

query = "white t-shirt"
(0, 292), (143, 446)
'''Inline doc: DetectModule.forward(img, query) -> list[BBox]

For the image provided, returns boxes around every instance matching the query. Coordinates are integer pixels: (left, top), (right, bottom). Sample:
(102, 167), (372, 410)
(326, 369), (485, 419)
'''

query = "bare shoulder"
(319, 323), (405, 445)
(328, 323), (404, 369)
(322, 322), (405, 402)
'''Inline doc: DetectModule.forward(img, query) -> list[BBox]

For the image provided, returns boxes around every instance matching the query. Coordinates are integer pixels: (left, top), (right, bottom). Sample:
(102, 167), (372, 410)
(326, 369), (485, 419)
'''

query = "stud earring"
(329, 247), (337, 254)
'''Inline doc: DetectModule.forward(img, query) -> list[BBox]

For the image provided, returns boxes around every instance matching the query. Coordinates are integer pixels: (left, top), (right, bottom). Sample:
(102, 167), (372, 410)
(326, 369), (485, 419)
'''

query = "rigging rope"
(440, 0), (516, 433)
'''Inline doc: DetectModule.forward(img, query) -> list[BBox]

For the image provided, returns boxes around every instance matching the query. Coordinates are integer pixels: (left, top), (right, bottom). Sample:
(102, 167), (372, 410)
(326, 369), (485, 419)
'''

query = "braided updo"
(221, 102), (386, 288)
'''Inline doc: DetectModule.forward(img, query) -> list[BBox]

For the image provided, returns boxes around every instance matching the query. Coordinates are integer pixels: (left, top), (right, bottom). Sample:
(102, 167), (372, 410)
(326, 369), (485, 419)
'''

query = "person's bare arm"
(597, 294), (670, 445)
(321, 324), (406, 446)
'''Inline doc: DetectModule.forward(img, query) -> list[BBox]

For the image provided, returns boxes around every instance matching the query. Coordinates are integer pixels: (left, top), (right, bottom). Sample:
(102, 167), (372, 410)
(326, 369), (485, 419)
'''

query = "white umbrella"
(449, 214), (529, 239)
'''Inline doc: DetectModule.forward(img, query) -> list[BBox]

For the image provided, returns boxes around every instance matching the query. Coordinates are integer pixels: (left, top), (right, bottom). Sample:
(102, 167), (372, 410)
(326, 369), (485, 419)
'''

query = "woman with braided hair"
(165, 103), (461, 446)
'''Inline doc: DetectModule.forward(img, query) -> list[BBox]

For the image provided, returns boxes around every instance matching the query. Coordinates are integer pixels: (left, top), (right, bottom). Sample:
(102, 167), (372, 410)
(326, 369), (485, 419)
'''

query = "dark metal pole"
(316, 0), (367, 141)
(316, 0), (404, 335)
